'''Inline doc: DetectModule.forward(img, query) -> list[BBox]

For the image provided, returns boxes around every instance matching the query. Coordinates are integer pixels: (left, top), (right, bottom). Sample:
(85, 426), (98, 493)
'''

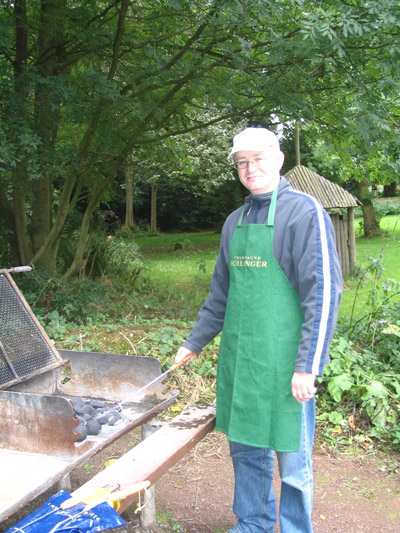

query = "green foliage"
(155, 511), (186, 532)
(144, 326), (187, 360)
(373, 201), (400, 220)
(40, 310), (69, 341)
(131, 169), (243, 233)
(100, 237), (144, 288)
(318, 335), (400, 448)
(17, 268), (133, 327)
(131, 223), (160, 237)
(1, 0), (399, 273)
(340, 217), (400, 319)
(0, 219), (13, 267)
(319, 254), (400, 449)
(58, 222), (144, 288)
(355, 200), (400, 222)
(114, 226), (135, 240)
(346, 256), (400, 360)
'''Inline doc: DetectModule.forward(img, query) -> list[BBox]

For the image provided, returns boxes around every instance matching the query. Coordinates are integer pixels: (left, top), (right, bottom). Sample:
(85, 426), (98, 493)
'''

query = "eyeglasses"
(235, 156), (268, 170)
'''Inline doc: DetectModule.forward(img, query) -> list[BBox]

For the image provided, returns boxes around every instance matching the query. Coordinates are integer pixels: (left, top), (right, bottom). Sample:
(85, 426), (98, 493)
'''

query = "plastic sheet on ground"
(5, 490), (126, 533)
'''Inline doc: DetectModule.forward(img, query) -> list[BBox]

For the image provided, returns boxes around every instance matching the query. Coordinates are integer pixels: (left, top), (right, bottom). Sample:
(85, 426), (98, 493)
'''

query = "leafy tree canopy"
(0, 0), (399, 273)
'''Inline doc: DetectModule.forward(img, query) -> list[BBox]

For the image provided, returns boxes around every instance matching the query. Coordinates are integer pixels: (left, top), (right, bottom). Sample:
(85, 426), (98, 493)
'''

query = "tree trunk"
(11, 0), (32, 266)
(36, 0), (129, 272)
(0, 181), (19, 265)
(15, 0), (130, 274)
(125, 164), (134, 229)
(31, 175), (57, 269)
(383, 182), (397, 197)
(356, 178), (380, 237)
(30, 0), (65, 270)
(64, 169), (120, 279)
(12, 169), (33, 265)
(63, 194), (98, 279)
(295, 122), (301, 166)
(151, 179), (158, 232)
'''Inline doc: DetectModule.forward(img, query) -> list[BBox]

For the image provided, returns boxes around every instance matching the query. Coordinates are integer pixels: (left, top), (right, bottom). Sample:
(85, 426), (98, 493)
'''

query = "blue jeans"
(228, 398), (316, 533)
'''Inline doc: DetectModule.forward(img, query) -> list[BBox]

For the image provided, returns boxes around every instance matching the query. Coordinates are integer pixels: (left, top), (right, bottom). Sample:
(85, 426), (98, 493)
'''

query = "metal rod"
(0, 266), (32, 274)
(0, 340), (18, 379)
(91, 368), (172, 423)
(115, 351), (193, 410)
(92, 352), (193, 422)
(116, 367), (172, 409)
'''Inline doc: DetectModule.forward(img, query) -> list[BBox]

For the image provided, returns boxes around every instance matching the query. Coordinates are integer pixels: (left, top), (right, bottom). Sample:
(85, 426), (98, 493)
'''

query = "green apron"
(215, 187), (304, 452)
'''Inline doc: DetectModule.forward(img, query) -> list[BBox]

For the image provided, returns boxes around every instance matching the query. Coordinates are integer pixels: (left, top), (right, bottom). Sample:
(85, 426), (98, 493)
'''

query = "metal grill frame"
(0, 270), (67, 390)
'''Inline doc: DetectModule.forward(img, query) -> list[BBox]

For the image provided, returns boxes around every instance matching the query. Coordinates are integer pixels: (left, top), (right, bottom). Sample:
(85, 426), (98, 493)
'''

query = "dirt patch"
(2, 430), (399, 533)
(140, 432), (400, 533)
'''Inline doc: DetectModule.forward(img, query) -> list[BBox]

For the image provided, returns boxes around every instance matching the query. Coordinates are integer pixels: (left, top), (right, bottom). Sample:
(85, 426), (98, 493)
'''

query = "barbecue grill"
(0, 269), (179, 523)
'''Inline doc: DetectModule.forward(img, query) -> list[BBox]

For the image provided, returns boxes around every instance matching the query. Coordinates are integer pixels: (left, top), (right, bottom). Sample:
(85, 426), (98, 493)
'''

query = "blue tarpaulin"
(5, 490), (126, 533)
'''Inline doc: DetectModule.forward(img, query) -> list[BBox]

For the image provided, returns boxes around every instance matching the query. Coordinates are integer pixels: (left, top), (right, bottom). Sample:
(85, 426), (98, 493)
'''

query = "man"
(175, 127), (342, 532)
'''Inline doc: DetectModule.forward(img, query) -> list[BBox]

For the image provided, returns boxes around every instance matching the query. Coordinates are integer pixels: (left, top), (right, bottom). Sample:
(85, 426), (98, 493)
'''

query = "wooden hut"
(284, 165), (360, 277)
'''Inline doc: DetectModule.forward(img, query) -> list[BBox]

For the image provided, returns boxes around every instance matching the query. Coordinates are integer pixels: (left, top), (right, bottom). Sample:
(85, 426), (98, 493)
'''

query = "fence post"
(140, 420), (165, 528)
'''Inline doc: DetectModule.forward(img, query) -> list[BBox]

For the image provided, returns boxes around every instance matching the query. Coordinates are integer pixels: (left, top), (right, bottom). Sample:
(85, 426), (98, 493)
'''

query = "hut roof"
(284, 164), (359, 209)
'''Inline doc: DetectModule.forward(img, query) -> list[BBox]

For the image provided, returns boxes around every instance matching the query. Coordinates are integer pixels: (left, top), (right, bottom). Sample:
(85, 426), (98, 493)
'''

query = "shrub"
(16, 235), (145, 327)
(319, 255), (400, 449)
(0, 220), (13, 268)
(318, 336), (400, 448)
(355, 199), (400, 220)
(99, 236), (144, 287)
(61, 231), (145, 286)
(17, 269), (118, 326)
(374, 200), (400, 221)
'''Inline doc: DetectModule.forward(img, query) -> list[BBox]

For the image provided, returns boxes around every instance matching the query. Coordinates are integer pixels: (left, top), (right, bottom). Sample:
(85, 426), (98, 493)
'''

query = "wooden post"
(151, 179), (158, 232)
(139, 421), (165, 528)
(348, 207), (356, 274)
(56, 474), (71, 493)
(341, 218), (349, 276)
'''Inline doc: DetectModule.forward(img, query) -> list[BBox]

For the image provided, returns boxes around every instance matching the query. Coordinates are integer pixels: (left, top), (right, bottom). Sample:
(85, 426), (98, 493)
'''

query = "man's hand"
(291, 372), (317, 403)
(175, 346), (197, 366)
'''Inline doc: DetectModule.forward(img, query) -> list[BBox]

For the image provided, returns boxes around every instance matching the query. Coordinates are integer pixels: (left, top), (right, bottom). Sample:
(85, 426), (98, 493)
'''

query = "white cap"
(228, 127), (280, 158)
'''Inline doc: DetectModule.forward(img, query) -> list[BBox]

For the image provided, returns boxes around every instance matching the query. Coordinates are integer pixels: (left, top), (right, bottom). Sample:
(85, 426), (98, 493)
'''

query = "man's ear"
(277, 151), (285, 171)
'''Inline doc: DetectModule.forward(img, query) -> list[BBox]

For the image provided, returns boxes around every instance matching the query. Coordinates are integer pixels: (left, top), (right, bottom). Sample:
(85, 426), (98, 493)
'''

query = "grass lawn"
(136, 216), (400, 323)
(136, 232), (221, 314)
(340, 215), (400, 320)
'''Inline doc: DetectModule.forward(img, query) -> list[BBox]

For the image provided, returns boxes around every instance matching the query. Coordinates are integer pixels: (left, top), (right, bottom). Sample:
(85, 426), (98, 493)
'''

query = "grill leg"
(140, 421), (165, 528)
(57, 474), (71, 493)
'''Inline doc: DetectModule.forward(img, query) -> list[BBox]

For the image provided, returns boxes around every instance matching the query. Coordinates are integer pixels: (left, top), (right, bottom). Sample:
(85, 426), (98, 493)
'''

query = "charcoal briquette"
(74, 424), (88, 442)
(90, 399), (106, 409)
(82, 404), (95, 416)
(86, 419), (101, 435)
(70, 397), (84, 409)
(97, 414), (108, 425)
(108, 413), (121, 426)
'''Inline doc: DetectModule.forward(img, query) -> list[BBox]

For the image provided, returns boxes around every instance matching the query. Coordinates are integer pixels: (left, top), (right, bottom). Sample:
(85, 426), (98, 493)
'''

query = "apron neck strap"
(238, 207), (245, 225)
(238, 186), (279, 226)
(267, 186), (279, 226)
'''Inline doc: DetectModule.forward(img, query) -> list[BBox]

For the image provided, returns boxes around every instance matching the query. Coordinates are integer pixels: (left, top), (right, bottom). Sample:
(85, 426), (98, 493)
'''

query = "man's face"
(235, 149), (284, 195)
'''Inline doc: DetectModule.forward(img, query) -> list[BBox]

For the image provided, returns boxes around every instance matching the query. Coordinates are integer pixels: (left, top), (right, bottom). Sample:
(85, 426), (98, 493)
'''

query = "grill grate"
(0, 272), (65, 388)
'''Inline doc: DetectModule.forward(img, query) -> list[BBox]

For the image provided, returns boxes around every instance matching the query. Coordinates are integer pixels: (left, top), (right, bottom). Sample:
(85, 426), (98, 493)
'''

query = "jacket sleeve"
(182, 214), (236, 354)
(291, 205), (342, 376)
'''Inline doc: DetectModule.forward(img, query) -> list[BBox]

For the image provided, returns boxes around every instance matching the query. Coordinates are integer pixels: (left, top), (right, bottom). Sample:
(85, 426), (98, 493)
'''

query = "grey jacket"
(183, 177), (343, 376)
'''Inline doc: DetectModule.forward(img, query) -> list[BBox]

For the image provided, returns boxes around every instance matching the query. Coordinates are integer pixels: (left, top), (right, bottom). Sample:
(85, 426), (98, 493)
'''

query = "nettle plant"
(318, 256), (400, 448)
